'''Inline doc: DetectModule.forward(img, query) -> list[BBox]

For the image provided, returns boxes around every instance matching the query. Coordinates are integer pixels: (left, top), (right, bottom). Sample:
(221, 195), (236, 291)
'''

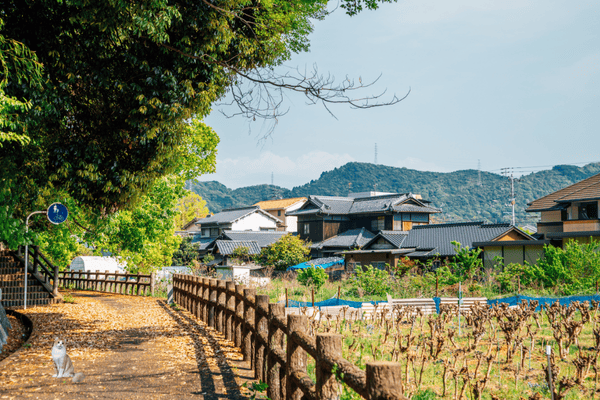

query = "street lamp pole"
(24, 211), (46, 309)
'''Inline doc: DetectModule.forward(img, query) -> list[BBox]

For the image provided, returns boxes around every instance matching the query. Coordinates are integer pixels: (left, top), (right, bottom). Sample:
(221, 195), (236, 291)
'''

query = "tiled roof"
(313, 228), (375, 249)
(215, 240), (261, 255)
(254, 197), (307, 210)
(526, 173), (600, 212)
(221, 231), (287, 248)
(196, 206), (279, 226)
(190, 237), (217, 250)
(392, 204), (441, 213)
(401, 222), (514, 257)
(364, 231), (409, 249)
(288, 193), (440, 216)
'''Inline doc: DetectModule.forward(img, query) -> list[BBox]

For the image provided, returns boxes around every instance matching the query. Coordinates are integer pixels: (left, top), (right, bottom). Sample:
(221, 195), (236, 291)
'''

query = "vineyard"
(303, 300), (599, 400)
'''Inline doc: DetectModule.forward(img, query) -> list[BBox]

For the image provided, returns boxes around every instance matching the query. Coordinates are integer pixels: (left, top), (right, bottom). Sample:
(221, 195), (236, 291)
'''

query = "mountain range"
(189, 162), (600, 225)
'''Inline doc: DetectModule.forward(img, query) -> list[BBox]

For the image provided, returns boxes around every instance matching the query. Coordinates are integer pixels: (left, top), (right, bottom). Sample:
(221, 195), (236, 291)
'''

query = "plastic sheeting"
(284, 297), (385, 309)
(287, 257), (344, 271)
(487, 294), (600, 312)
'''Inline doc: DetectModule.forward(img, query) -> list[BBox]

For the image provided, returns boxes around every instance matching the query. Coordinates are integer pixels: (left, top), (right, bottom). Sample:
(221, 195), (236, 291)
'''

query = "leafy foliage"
(448, 241), (483, 283)
(171, 237), (200, 267)
(495, 239), (600, 295)
(350, 264), (391, 297)
(254, 234), (310, 270)
(297, 265), (328, 290)
(173, 191), (210, 230)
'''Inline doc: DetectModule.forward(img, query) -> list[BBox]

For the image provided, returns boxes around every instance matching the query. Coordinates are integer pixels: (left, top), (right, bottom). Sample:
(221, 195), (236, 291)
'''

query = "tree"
(297, 265), (328, 290)
(254, 234), (310, 270)
(171, 237), (200, 267)
(174, 191), (210, 230)
(1, 0), (399, 215)
(89, 175), (186, 273)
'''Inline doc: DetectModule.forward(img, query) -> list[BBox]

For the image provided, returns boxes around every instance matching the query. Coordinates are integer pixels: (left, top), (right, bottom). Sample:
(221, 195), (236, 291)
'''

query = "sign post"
(23, 203), (68, 309)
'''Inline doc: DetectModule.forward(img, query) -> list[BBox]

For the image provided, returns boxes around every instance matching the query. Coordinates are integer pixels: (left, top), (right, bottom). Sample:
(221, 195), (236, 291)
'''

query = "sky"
(199, 0), (600, 189)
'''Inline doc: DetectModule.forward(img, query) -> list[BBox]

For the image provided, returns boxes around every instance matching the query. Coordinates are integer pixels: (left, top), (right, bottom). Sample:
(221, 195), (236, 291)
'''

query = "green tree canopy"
(174, 191), (210, 230)
(1, 0), (396, 213)
(254, 234), (310, 270)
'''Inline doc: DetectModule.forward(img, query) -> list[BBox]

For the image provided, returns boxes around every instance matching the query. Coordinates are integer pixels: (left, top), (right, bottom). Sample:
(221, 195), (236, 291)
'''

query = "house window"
(411, 213), (428, 223)
(202, 228), (210, 237)
(561, 209), (568, 221)
(579, 202), (598, 220)
(304, 224), (310, 235)
(371, 217), (384, 232)
(372, 262), (387, 270)
(210, 228), (219, 237)
(278, 210), (281, 216)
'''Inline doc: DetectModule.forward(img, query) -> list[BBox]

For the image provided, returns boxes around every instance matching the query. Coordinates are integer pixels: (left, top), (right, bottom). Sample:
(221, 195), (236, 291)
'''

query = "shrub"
(254, 234), (310, 270)
(350, 265), (391, 297)
(297, 265), (328, 290)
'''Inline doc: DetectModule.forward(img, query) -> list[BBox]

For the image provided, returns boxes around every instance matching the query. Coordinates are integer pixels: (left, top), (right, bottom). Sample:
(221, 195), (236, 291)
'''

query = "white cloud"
(197, 151), (356, 189)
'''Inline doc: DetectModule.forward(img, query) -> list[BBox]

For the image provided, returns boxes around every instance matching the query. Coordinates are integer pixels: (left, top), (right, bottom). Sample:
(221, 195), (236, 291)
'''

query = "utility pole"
(374, 143), (378, 164)
(501, 167), (518, 226)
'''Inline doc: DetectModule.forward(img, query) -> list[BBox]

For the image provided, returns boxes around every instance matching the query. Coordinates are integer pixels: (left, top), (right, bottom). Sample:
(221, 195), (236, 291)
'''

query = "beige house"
(526, 172), (600, 246)
(254, 197), (307, 232)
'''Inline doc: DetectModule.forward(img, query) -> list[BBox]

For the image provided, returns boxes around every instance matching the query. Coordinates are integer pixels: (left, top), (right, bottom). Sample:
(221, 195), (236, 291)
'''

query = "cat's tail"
(72, 373), (85, 383)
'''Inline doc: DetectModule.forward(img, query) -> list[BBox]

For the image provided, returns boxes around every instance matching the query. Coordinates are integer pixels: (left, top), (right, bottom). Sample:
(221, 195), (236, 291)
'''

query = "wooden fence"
(59, 271), (154, 296)
(173, 274), (405, 400)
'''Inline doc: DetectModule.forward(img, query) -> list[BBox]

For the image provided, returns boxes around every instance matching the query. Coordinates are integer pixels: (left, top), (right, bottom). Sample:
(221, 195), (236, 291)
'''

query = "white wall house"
(195, 206), (281, 238)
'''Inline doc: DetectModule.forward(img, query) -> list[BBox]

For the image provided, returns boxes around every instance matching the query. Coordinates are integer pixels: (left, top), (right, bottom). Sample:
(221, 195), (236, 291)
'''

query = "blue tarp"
(487, 294), (600, 312)
(284, 297), (386, 309)
(287, 257), (344, 271)
(285, 294), (600, 312)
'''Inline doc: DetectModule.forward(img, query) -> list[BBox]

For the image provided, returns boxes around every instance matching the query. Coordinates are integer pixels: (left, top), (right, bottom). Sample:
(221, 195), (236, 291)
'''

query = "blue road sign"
(47, 203), (68, 224)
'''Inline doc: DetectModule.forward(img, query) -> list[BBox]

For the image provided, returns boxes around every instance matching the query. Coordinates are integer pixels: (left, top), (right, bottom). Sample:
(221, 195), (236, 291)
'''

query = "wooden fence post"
(151, 272), (155, 297)
(209, 279), (217, 328)
(217, 280), (226, 333)
(202, 278), (210, 323)
(286, 314), (308, 400)
(243, 288), (256, 367)
(316, 334), (342, 400)
(267, 303), (285, 400)
(366, 362), (405, 400)
(255, 294), (270, 382)
(190, 276), (197, 317)
(226, 281), (235, 341)
(235, 284), (245, 348)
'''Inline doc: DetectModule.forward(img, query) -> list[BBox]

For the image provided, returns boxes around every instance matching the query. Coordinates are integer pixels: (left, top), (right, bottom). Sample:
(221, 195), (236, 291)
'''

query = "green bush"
(350, 265), (391, 297)
(297, 265), (328, 290)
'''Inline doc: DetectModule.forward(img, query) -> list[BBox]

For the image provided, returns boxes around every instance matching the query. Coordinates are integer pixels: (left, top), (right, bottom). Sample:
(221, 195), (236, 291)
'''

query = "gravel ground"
(0, 291), (252, 399)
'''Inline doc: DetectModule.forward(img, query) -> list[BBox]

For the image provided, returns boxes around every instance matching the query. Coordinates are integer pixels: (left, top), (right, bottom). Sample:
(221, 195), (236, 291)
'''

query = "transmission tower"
(477, 159), (482, 186)
(374, 143), (378, 164)
(501, 167), (519, 226)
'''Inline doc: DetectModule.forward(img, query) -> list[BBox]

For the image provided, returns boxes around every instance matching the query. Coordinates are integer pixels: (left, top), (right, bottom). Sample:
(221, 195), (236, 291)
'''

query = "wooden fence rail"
(173, 274), (405, 400)
(59, 271), (154, 296)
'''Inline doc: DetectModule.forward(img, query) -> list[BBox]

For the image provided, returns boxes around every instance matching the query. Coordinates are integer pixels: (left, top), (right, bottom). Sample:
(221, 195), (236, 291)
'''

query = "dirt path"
(0, 291), (253, 399)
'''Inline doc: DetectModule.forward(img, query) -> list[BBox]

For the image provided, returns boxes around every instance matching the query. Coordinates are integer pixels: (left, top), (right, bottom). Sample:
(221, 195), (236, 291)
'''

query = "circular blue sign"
(47, 202), (68, 225)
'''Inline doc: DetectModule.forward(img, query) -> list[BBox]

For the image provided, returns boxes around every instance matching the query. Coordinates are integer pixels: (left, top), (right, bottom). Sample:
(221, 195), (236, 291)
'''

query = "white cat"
(51, 338), (85, 383)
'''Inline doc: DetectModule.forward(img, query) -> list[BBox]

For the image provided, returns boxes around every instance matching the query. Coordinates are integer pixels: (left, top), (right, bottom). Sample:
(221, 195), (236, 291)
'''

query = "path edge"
(0, 309), (34, 368)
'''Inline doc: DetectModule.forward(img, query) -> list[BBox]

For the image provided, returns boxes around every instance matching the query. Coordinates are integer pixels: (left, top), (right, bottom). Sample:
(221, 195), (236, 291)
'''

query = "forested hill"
(189, 162), (600, 225)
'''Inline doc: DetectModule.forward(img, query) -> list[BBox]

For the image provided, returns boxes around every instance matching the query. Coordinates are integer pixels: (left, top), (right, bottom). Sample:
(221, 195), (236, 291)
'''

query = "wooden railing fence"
(12, 246), (60, 296)
(173, 274), (404, 400)
(59, 271), (154, 296)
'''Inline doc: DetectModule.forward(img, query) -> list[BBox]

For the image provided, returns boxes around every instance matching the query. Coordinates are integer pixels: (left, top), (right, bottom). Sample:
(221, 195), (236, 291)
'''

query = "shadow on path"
(158, 300), (247, 400)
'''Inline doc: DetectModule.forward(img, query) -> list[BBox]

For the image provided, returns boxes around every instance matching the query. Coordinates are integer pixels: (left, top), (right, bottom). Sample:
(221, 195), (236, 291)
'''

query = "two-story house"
(526, 172), (600, 246)
(254, 197), (307, 232)
(287, 192), (441, 243)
